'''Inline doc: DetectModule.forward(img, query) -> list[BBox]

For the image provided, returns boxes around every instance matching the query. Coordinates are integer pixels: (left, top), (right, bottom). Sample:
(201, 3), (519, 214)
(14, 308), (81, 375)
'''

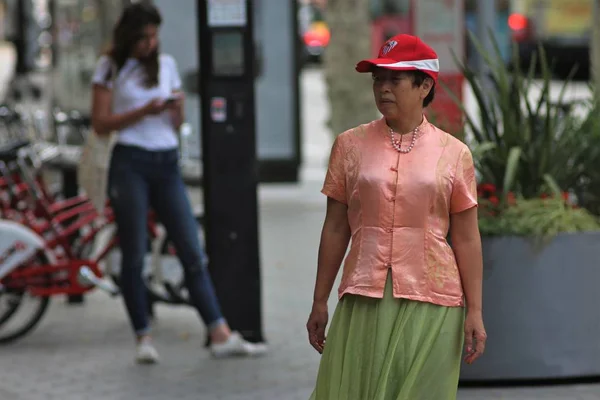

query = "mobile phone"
(164, 96), (177, 105)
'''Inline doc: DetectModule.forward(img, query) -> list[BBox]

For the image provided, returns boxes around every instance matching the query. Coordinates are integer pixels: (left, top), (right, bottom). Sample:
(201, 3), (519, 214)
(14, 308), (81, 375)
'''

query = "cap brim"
(356, 58), (390, 72)
(356, 58), (424, 73)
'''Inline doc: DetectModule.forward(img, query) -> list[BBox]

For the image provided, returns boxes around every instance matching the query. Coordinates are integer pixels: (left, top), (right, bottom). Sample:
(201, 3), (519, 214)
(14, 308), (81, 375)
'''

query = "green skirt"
(310, 272), (465, 400)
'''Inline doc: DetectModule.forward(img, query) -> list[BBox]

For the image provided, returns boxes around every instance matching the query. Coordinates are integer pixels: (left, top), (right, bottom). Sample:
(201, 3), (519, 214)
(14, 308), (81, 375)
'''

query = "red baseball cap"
(356, 34), (439, 82)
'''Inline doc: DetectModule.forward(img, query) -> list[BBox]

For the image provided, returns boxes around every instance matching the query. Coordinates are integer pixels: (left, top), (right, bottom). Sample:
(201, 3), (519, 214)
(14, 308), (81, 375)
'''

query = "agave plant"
(445, 31), (599, 201)
(571, 96), (600, 215)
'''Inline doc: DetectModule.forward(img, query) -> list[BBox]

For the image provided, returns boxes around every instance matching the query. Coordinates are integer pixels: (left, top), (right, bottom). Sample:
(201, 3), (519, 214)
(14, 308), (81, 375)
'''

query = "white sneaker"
(135, 337), (159, 364)
(210, 331), (268, 359)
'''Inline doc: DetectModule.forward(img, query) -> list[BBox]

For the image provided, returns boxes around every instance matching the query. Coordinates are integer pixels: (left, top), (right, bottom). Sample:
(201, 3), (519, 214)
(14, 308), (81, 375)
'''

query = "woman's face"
(132, 24), (159, 59)
(372, 68), (432, 120)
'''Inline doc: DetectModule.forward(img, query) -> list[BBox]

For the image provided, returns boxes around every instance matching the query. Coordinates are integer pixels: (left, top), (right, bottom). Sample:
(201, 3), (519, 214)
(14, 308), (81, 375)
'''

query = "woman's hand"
(307, 301), (328, 354)
(169, 92), (184, 110)
(463, 310), (486, 364)
(143, 98), (168, 115)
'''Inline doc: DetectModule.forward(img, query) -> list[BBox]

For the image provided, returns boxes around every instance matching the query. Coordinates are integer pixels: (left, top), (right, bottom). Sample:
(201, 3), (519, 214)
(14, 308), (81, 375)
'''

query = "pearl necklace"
(389, 126), (419, 153)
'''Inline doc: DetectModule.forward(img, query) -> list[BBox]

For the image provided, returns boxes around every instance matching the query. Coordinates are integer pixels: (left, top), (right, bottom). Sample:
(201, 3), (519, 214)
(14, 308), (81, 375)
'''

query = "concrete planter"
(459, 232), (600, 382)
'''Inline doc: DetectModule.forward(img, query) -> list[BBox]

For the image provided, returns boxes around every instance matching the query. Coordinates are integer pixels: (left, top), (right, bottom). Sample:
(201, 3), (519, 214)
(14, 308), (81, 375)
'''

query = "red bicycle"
(0, 140), (194, 344)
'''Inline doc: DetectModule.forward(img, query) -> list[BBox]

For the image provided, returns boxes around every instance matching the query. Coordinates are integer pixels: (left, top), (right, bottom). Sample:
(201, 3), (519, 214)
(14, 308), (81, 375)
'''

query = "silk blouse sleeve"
(450, 146), (478, 214)
(321, 135), (347, 205)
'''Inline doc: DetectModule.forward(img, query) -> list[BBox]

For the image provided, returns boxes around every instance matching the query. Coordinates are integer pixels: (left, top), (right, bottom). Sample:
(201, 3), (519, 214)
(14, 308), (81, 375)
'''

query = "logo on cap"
(381, 40), (398, 56)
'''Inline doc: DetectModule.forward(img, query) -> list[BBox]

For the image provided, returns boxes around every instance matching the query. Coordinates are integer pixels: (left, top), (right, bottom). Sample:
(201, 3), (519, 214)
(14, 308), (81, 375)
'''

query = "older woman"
(307, 34), (486, 399)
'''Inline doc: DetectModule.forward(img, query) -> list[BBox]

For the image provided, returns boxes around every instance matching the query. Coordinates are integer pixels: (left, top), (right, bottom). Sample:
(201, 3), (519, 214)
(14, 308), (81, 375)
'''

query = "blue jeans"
(108, 144), (225, 336)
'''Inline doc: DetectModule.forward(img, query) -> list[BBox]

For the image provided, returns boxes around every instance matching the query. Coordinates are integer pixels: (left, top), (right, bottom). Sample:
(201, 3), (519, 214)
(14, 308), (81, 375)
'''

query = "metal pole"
(197, 0), (265, 345)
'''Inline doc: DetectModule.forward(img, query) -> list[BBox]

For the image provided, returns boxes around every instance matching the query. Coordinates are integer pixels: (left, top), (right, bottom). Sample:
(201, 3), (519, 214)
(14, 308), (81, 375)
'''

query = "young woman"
(91, 2), (266, 364)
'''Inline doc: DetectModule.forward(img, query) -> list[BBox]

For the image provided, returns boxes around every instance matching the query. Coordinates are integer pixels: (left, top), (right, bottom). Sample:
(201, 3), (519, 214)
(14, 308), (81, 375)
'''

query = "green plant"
(476, 159), (600, 243)
(445, 32), (600, 199)
(478, 197), (600, 243)
(571, 96), (600, 215)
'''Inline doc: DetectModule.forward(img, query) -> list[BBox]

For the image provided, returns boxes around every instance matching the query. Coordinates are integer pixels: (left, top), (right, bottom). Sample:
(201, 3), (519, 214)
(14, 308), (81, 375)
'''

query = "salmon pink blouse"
(322, 116), (477, 307)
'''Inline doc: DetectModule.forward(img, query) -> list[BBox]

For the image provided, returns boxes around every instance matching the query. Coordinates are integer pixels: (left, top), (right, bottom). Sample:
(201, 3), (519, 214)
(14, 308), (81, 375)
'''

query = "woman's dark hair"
(105, 2), (162, 87)
(408, 71), (436, 107)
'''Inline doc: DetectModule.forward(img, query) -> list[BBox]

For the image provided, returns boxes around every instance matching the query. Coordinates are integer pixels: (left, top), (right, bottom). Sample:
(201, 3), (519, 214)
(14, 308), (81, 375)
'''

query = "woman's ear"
(421, 77), (434, 99)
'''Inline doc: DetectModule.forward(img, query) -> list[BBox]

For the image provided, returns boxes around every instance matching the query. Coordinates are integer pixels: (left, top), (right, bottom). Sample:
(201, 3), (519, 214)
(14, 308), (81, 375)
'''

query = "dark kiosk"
(196, 0), (265, 344)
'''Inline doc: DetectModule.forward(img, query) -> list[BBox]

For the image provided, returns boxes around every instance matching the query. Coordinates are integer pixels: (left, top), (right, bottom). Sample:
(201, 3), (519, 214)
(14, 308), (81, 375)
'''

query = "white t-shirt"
(91, 53), (182, 151)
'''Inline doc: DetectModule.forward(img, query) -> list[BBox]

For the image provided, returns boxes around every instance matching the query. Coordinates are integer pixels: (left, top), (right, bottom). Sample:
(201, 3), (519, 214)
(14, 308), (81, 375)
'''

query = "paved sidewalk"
(0, 190), (321, 400)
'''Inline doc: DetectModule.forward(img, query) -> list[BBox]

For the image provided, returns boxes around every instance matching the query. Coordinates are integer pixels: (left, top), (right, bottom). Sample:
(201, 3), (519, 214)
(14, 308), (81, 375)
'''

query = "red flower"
(506, 192), (516, 205)
(489, 195), (499, 205)
(478, 183), (497, 193)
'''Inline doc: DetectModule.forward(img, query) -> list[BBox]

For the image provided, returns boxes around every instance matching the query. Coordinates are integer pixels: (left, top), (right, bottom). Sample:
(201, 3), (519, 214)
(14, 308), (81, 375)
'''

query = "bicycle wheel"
(0, 254), (51, 344)
(0, 291), (22, 326)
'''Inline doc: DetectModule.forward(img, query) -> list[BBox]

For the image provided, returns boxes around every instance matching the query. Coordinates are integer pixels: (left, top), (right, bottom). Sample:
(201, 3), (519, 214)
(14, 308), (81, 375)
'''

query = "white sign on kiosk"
(208, 0), (247, 27)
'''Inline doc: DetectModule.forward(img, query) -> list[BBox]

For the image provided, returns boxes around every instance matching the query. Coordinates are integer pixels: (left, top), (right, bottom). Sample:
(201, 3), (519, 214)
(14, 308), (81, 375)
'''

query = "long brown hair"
(105, 2), (162, 87)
